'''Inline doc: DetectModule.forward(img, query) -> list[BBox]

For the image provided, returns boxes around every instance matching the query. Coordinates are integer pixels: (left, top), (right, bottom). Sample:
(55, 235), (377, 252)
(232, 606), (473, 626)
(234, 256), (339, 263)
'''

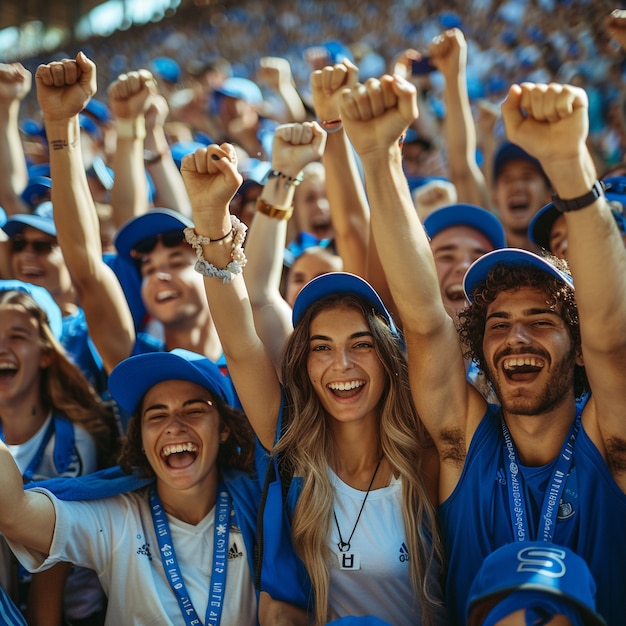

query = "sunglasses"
(10, 238), (57, 254)
(130, 229), (185, 257)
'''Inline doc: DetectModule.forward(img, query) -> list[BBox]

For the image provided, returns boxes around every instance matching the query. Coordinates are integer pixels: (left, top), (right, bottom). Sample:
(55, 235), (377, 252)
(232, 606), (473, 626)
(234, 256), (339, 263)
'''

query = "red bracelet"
(320, 118), (342, 128)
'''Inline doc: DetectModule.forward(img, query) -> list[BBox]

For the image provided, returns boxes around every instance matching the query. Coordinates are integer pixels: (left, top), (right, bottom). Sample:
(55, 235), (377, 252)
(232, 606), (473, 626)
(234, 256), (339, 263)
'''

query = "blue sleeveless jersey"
(439, 403), (626, 625)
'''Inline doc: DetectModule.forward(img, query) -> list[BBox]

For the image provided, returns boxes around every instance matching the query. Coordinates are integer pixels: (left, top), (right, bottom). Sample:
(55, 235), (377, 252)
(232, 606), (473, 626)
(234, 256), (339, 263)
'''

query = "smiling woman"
(0, 347), (272, 625)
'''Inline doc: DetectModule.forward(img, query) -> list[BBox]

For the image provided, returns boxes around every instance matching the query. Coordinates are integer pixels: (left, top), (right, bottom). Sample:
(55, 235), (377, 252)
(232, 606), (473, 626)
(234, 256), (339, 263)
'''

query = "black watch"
(552, 180), (605, 213)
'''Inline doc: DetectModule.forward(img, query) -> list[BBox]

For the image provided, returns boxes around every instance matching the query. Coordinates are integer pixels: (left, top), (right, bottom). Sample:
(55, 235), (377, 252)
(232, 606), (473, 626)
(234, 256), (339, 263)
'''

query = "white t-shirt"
(328, 469), (447, 626)
(1, 415), (103, 619)
(9, 489), (257, 626)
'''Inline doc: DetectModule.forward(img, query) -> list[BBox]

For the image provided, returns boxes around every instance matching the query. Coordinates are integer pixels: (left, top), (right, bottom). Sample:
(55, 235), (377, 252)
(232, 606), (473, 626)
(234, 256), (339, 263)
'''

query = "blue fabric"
(0, 586), (26, 625)
(439, 399), (626, 625)
(103, 253), (147, 332)
(61, 307), (108, 398)
(256, 390), (312, 610)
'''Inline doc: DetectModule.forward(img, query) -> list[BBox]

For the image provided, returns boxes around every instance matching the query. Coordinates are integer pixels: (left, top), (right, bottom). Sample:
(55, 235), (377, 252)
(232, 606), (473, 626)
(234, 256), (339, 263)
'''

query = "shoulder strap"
(51, 414), (76, 475)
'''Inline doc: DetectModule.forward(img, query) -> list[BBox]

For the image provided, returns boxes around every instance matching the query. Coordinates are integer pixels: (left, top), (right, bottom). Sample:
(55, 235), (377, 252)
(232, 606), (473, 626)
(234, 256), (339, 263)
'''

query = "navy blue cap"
(493, 141), (547, 183)
(467, 542), (605, 626)
(108, 348), (237, 414)
(463, 248), (573, 302)
(424, 204), (507, 250)
(114, 208), (193, 264)
(3, 201), (56, 237)
(292, 272), (397, 334)
(0, 279), (63, 339)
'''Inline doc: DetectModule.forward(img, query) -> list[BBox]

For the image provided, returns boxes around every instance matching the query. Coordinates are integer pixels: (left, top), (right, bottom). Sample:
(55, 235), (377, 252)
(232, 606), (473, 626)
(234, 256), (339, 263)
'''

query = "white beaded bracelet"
(183, 215), (248, 283)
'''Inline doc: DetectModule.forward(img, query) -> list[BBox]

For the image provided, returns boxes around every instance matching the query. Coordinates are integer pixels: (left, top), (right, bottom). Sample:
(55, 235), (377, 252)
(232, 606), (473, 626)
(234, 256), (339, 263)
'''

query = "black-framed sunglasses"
(10, 238), (57, 254)
(130, 229), (185, 257)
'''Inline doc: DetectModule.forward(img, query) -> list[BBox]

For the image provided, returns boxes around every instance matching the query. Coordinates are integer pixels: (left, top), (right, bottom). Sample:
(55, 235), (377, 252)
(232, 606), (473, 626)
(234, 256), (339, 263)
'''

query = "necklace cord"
(334, 458), (382, 552)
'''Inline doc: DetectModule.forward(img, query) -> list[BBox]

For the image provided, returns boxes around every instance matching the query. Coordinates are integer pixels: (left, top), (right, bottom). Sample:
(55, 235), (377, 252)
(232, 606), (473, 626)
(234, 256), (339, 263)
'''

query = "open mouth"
(162, 442), (198, 468)
(327, 380), (365, 399)
(0, 363), (17, 381)
(502, 356), (544, 381)
(155, 289), (179, 303)
(445, 284), (466, 301)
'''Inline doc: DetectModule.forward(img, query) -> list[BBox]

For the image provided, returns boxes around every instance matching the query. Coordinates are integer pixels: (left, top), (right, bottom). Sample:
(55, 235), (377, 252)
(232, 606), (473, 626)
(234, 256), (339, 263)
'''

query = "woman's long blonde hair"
(0, 290), (119, 467)
(276, 294), (443, 625)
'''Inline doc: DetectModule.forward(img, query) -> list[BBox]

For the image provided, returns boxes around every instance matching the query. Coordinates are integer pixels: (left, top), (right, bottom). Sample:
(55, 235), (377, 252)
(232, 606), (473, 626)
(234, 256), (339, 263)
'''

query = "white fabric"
(9, 489), (257, 626)
(1, 417), (103, 619)
(328, 470), (446, 625)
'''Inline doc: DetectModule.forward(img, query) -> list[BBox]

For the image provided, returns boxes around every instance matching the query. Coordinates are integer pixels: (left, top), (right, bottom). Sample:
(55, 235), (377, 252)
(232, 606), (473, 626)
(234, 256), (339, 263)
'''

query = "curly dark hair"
(118, 394), (256, 477)
(457, 258), (589, 398)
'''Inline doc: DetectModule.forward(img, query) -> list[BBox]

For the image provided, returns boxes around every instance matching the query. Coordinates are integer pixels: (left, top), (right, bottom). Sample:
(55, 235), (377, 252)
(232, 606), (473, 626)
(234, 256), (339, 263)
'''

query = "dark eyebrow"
(143, 397), (212, 414)
(309, 331), (373, 342)
(486, 307), (559, 322)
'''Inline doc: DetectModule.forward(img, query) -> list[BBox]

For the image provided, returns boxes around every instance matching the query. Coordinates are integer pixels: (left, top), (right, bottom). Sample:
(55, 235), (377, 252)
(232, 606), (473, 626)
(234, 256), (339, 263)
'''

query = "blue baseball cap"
(463, 248), (573, 302)
(20, 175), (52, 209)
(467, 542), (606, 626)
(215, 77), (263, 105)
(170, 141), (206, 170)
(292, 272), (397, 335)
(529, 199), (626, 253)
(150, 57), (181, 84)
(424, 204), (507, 250)
(108, 348), (237, 414)
(3, 201), (56, 237)
(114, 208), (193, 264)
(0, 279), (63, 339)
(83, 98), (111, 123)
(493, 141), (548, 184)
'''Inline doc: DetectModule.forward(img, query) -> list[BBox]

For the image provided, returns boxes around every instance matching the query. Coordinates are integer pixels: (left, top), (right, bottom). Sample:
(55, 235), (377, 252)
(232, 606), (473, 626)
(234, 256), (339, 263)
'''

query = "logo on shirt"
(137, 542), (153, 561)
(228, 541), (243, 560)
(398, 542), (410, 562)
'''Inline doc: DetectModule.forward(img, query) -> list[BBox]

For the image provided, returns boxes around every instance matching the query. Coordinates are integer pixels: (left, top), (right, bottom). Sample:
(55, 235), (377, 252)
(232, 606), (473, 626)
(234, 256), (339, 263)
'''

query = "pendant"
(337, 551), (361, 570)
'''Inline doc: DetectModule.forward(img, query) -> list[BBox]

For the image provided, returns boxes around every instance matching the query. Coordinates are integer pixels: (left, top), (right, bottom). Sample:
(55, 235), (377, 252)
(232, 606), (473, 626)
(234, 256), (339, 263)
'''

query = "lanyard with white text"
(150, 484), (232, 626)
(501, 410), (580, 543)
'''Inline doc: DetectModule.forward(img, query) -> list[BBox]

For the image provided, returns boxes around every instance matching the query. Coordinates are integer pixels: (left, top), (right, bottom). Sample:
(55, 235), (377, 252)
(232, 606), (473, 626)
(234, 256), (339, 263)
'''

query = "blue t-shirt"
(439, 401), (626, 625)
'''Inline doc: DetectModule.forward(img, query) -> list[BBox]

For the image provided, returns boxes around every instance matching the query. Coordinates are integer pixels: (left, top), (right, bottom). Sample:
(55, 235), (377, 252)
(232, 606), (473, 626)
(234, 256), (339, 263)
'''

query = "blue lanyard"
(0, 417), (55, 484)
(149, 484), (232, 626)
(501, 411), (580, 543)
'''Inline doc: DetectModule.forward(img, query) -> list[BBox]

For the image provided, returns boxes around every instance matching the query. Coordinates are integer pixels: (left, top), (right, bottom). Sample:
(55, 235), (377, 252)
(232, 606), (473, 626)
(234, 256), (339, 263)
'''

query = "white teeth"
(0, 363), (16, 371)
(327, 381), (364, 391)
(163, 443), (197, 456)
(503, 356), (543, 370)
(156, 290), (177, 302)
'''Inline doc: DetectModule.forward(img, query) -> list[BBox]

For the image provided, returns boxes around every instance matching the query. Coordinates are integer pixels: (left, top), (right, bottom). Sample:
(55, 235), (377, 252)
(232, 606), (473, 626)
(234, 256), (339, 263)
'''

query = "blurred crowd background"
(3, 0), (625, 174)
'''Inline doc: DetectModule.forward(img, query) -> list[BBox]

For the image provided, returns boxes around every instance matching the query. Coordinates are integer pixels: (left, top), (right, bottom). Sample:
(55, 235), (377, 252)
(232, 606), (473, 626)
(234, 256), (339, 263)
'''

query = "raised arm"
(428, 28), (489, 208)
(257, 56), (307, 124)
(0, 441), (55, 556)
(181, 144), (281, 450)
(502, 81), (626, 467)
(36, 53), (135, 372)
(340, 75), (480, 497)
(0, 62), (31, 216)
(310, 58), (370, 276)
(143, 89), (193, 218)
(244, 122), (326, 372)
(107, 70), (155, 229)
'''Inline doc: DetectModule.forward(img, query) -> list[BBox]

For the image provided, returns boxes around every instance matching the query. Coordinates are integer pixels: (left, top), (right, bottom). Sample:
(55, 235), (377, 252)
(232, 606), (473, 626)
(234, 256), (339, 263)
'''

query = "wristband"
(552, 180), (605, 213)
(256, 197), (293, 221)
(116, 117), (146, 140)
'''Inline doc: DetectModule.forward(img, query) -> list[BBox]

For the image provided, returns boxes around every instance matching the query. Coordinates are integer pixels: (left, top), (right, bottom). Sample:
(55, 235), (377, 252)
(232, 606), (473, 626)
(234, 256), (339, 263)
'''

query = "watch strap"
(552, 180), (605, 213)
